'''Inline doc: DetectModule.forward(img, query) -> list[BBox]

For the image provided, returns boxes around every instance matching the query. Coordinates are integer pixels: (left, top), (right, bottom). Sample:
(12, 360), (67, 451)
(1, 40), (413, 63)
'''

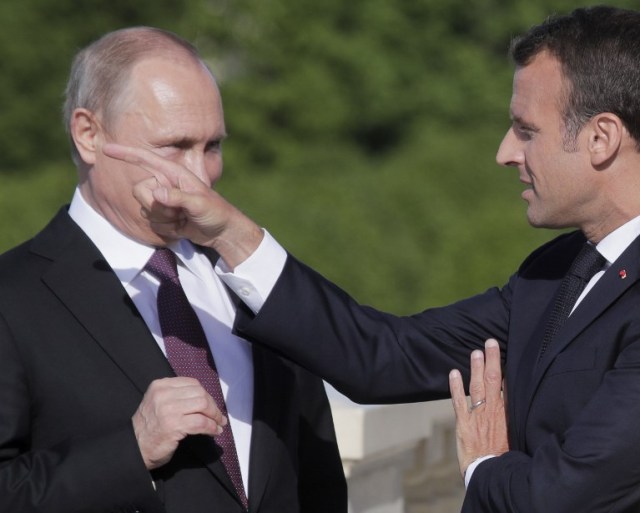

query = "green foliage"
(0, 0), (635, 313)
(0, 0), (194, 171)
(0, 162), (76, 249)
(184, 0), (516, 174)
(181, 0), (575, 310)
(217, 125), (556, 312)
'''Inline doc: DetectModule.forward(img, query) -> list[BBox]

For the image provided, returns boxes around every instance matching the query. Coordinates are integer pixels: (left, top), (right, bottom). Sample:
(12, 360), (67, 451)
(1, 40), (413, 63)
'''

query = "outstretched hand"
(449, 339), (509, 477)
(103, 143), (263, 268)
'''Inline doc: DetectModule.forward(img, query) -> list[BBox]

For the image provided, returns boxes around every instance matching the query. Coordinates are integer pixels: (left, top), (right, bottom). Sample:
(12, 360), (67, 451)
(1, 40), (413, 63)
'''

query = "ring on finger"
(469, 398), (486, 412)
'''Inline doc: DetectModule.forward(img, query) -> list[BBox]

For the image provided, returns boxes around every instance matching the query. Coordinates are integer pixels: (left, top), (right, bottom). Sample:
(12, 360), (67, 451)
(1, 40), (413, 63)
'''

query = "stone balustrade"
(327, 386), (465, 513)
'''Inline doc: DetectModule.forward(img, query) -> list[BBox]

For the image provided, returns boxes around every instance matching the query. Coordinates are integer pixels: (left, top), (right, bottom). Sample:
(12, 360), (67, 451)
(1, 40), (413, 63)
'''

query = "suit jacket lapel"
(180, 435), (242, 505)
(246, 345), (286, 512)
(34, 212), (248, 508)
(520, 234), (640, 441)
(507, 233), (583, 450)
(510, 292), (555, 450)
(32, 209), (173, 393)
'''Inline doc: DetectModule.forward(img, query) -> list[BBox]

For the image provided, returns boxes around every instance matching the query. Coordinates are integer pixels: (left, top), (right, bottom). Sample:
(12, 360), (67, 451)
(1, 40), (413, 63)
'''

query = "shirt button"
(239, 286), (251, 297)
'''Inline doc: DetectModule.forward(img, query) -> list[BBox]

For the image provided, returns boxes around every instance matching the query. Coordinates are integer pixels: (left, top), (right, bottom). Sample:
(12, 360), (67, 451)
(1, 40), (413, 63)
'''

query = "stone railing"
(327, 386), (465, 513)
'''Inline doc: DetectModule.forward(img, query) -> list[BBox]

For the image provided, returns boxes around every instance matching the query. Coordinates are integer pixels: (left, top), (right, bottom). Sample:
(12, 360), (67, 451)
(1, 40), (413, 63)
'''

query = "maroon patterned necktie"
(145, 248), (248, 510)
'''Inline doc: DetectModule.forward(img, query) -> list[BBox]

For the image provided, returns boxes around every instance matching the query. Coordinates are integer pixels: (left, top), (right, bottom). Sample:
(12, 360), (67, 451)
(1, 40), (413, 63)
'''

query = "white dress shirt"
(68, 187), (275, 493)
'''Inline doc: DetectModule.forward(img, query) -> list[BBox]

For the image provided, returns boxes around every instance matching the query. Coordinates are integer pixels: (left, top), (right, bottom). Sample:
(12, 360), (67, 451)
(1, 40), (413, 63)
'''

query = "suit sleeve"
(0, 313), (164, 513)
(235, 255), (512, 404)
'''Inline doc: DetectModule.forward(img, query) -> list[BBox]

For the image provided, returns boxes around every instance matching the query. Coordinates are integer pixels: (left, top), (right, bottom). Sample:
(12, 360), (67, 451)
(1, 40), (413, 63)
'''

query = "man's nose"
(183, 151), (208, 183)
(495, 128), (521, 168)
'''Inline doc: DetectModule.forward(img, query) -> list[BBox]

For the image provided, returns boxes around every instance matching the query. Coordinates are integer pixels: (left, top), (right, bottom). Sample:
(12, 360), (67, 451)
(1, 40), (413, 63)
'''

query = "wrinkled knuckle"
(147, 380), (163, 393)
(188, 414), (211, 432)
(180, 376), (200, 387)
(469, 382), (484, 395)
(485, 368), (502, 383)
(192, 395), (210, 412)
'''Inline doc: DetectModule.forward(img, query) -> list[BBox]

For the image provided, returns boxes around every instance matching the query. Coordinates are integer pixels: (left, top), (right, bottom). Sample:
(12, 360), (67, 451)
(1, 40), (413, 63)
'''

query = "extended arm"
(111, 141), (510, 401)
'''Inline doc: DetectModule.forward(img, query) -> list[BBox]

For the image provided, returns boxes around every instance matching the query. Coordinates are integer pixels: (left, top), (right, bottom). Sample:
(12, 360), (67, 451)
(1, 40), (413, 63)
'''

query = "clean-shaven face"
(84, 55), (226, 246)
(496, 51), (597, 230)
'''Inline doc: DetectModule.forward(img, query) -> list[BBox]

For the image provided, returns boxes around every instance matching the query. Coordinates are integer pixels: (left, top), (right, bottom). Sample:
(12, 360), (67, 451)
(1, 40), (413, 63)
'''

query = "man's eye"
(515, 125), (534, 140)
(206, 141), (222, 152)
(153, 146), (177, 157)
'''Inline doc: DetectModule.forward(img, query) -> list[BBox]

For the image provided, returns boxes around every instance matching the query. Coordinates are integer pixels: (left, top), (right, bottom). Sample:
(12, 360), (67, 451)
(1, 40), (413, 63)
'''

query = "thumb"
(152, 186), (213, 221)
(151, 186), (191, 209)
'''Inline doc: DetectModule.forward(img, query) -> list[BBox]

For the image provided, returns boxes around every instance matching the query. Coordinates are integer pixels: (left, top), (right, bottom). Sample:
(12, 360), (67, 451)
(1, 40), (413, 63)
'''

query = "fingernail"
(471, 350), (484, 359)
(486, 339), (499, 348)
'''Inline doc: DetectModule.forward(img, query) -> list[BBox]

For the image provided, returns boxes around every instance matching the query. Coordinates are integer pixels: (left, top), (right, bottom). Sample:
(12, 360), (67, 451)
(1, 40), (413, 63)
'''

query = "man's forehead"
(130, 55), (217, 85)
(121, 57), (220, 108)
(511, 55), (564, 105)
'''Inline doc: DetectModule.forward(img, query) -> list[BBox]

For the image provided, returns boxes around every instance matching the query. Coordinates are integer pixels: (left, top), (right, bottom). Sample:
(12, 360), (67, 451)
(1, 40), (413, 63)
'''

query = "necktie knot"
(145, 248), (179, 283)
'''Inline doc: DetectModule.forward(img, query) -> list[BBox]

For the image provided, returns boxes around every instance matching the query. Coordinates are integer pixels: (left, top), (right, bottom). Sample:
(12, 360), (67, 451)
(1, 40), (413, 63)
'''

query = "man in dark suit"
(108, 6), (640, 513)
(0, 27), (346, 513)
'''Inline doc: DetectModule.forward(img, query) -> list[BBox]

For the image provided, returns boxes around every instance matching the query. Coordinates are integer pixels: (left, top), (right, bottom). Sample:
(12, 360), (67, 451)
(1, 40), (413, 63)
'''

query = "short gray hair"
(63, 26), (208, 166)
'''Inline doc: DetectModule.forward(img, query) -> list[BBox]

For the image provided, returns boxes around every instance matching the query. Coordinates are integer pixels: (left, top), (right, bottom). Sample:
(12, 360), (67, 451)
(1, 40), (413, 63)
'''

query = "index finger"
(102, 142), (180, 188)
(168, 379), (228, 428)
(449, 369), (469, 420)
(201, 393), (228, 428)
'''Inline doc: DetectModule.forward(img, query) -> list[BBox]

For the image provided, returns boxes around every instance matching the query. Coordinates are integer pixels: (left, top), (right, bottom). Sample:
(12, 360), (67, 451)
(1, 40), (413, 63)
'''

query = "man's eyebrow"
(510, 114), (539, 131)
(158, 132), (228, 148)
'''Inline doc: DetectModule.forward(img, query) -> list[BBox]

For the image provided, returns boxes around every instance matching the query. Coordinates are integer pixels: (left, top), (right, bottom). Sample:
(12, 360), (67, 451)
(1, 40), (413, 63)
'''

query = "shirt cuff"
(464, 455), (496, 488)
(215, 229), (287, 314)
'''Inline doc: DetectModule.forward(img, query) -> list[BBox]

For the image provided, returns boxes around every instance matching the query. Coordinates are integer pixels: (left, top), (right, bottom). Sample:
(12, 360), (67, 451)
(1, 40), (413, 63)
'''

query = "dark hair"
(511, 6), (640, 148)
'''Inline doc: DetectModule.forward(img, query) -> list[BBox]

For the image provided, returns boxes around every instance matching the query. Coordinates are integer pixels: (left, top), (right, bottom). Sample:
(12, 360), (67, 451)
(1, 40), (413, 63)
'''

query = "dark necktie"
(539, 242), (606, 359)
(145, 248), (248, 510)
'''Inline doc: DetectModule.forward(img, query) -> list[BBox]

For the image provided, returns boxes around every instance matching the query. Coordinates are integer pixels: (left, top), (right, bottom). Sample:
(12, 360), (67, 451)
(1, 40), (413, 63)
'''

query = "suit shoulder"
(0, 237), (39, 276)
(0, 208), (75, 285)
(517, 230), (585, 280)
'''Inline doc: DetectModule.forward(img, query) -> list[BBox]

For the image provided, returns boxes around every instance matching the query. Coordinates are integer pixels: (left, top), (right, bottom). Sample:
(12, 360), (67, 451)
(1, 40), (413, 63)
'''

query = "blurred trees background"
(0, 0), (634, 313)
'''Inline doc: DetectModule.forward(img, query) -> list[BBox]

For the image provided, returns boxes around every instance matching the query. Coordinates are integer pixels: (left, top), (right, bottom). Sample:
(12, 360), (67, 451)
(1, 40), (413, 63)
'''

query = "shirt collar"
(595, 215), (640, 266)
(68, 187), (206, 285)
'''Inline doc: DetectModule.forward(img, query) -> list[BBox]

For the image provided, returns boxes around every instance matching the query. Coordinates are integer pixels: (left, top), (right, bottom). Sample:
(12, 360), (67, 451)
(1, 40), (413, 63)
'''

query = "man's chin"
(525, 210), (571, 231)
(525, 207), (548, 229)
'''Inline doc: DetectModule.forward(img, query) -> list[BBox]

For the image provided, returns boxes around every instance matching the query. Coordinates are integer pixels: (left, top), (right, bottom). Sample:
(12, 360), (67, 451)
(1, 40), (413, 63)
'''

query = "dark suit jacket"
(235, 230), (640, 513)
(0, 208), (346, 513)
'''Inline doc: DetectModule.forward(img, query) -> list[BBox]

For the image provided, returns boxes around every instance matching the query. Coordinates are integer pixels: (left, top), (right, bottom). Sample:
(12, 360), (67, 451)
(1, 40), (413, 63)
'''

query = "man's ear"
(587, 113), (624, 167)
(69, 108), (102, 165)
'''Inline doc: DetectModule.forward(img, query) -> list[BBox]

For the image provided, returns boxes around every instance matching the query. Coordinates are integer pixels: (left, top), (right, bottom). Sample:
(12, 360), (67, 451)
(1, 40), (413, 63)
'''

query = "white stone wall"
(327, 386), (465, 513)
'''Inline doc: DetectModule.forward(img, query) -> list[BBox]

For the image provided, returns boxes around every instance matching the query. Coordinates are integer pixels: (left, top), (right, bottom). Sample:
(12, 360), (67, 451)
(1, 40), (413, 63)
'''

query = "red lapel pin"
(619, 269), (627, 279)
